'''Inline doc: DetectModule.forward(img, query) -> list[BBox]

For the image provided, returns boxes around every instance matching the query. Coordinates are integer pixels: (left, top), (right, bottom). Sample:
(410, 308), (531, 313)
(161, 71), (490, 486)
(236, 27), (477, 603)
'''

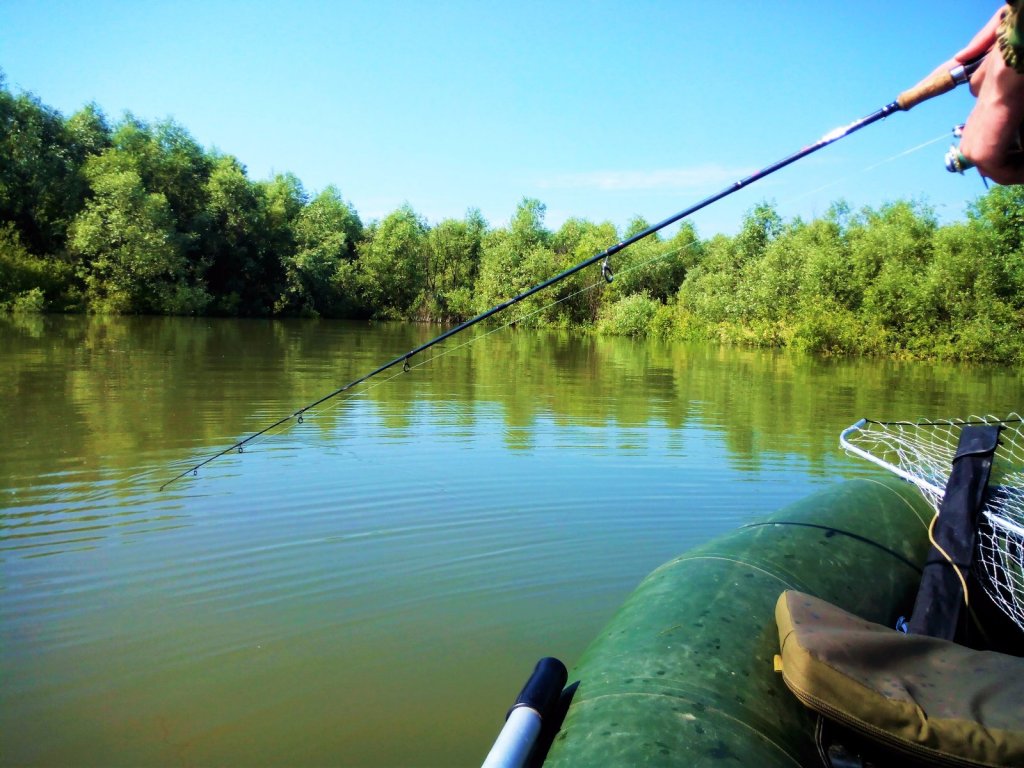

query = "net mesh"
(841, 414), (1024, 634)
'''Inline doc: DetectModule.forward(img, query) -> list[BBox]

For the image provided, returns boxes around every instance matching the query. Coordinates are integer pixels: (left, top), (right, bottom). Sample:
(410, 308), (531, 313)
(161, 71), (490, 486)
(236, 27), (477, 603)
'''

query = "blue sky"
(0, 1), (1001, 237)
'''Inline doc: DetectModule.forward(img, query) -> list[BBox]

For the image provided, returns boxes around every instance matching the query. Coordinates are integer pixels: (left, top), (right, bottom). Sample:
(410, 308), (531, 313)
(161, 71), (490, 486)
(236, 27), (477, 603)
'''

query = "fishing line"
(184, 235), (705, 467)
(336, 233), (702, 374)
(863, 133), (951, 172)
(161, 56), (983, 491)
(158, 235), (703, 478)
(778, 131), (950, 209)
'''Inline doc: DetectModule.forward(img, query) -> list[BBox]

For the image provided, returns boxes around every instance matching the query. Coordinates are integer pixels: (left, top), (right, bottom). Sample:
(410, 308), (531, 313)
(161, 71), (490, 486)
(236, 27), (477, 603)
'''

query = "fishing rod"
(160, 55), (985, 492)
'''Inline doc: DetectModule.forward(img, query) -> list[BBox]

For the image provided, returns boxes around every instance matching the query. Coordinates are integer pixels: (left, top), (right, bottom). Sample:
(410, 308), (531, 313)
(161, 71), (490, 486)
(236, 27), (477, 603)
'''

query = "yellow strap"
(927, 511), (970, 608)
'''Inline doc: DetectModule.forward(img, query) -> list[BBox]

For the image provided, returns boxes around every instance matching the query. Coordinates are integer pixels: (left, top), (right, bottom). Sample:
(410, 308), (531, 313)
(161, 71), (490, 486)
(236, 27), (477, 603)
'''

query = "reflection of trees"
(2, 316), (1021, 497)
(667, 347), (1023, 471)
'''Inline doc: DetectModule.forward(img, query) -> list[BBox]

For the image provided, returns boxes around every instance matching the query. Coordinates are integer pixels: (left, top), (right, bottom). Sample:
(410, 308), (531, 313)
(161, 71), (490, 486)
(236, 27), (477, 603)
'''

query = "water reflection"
(1, 315), (1021, 766)
(3, 316), (1020, 494)
(2, 314), (1022, 554)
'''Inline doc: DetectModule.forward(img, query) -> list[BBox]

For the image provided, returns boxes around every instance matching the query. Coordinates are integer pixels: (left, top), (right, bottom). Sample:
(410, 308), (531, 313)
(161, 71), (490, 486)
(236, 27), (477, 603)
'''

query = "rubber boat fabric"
(775, 590), (1024, 768)
(541, 473), (1024, 766)
(543, 478), (937, 767)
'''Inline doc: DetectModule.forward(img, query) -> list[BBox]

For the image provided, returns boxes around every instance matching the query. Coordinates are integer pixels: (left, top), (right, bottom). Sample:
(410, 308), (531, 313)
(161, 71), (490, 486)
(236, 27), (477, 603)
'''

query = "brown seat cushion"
(775, 590), (1024, 768)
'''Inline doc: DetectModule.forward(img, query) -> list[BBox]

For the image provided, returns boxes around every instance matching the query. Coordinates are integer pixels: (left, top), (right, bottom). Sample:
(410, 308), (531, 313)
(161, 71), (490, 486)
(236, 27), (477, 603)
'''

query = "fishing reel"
(944, 124), (971, 174)
(945, 121), (1024, 175)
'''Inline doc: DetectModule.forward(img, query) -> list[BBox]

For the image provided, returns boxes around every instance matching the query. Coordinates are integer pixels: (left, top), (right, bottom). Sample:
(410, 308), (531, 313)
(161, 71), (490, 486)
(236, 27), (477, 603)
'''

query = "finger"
(956, 7), (1004, 62)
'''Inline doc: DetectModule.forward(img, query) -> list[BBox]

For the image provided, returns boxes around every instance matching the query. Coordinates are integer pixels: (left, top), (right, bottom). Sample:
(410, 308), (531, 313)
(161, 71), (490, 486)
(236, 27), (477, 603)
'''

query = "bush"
(597, 293), (660, 337)
(3, 287), (45, 313)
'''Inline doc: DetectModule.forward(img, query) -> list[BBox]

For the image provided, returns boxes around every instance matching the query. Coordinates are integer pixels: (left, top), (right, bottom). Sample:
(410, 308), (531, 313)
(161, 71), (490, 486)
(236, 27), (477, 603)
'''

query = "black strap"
(907, 424), (1002, 639)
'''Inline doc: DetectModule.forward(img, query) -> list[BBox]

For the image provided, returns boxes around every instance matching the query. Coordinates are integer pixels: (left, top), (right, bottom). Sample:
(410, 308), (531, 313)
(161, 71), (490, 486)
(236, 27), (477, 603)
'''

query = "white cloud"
(537, 164), (755, 192)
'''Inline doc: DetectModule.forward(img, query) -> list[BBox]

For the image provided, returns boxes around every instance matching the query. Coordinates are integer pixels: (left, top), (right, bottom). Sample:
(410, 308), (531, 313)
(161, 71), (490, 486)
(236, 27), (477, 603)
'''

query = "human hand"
(958, 7), (1024, 184)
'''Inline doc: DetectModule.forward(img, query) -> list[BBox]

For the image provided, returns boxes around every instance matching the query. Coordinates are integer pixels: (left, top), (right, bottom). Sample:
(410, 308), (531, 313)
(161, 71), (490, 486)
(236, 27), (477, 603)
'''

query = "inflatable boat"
(542, 477), (932, 767)
(484, 417), (1024, 767)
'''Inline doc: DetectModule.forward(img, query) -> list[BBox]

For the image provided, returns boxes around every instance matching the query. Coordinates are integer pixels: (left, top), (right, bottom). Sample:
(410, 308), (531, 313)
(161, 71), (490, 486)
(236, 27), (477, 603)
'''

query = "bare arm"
(959, 7), (1024, 184)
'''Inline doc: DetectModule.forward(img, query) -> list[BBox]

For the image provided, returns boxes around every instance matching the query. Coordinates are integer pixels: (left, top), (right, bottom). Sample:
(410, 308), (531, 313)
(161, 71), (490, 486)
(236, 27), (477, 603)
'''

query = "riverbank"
(4, 76), (1023, 363)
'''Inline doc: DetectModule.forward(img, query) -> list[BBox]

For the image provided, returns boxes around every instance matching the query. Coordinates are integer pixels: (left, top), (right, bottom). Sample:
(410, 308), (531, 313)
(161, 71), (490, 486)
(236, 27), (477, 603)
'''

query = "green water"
(1, 315), (1021, 767)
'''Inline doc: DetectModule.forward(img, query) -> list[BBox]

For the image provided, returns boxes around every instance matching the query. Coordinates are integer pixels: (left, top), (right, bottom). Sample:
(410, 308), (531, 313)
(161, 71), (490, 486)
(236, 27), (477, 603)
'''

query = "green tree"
(596, 291), (662, 337)
(357, 204), (428, 319)
(735, 202), (782, 265)
(259, 172), (306, 259)
(65, 103), (112, 158)
(674, 204), (781, 337)
(0, 78), (104, 257)
(277, 186), (362, 316)
(0, 223), (59, 311)
(923, 195), (1024, 362)
(199, 156), (287, 315)
(474, 198), (556, 325)
(420, 209), (486, 321)
(509, 197), (550, 251)
(795, 205), (858, 312)
(69, 150), (207, 314)
(548, 216), (618, 326)
(854, 201), (937, 342)
(103, 116), (213, 238)
(968, 185), (1024, 306)
(676, 233), (740, 330)
(139, 119), (210, 223)
(607, 217), (699, 304)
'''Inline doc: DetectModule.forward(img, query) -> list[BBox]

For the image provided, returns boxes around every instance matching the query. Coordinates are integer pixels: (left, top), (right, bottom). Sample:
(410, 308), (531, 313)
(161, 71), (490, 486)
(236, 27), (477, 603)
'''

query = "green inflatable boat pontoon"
(542, 477), (935, 767)
(483, 417), (1024, 768)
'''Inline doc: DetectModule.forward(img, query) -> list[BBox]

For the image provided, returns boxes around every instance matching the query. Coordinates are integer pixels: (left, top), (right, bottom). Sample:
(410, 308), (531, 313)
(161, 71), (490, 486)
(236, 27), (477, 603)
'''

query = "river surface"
(1, 315), (1021, 767)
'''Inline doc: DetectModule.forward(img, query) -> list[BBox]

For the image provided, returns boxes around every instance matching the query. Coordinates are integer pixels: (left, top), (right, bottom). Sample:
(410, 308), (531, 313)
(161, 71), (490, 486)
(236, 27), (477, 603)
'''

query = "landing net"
(840, 415), (1024, 634)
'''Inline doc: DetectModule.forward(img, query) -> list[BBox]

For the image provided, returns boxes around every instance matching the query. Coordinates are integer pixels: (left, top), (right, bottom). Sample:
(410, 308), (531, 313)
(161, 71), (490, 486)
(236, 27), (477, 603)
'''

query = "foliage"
(356, 204), (428, 319)
(2, 75), (1024, 362)
(474, 198), (556, 326)
(549, 216), (618, 326)
(0, 84), (100, 257)
(419, 209), (486, 321)
(669, 198), (1024, 362)
(0, 223), (56, 312)
(597, 292), (660, 337)
(276, 186), (362, 317)
(199, 155), (265, 314)
(69, 151), (205, 314)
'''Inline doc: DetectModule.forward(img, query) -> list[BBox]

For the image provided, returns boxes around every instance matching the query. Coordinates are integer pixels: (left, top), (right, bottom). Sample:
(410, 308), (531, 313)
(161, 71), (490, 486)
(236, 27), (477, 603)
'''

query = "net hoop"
(841, 414), (1024, 634)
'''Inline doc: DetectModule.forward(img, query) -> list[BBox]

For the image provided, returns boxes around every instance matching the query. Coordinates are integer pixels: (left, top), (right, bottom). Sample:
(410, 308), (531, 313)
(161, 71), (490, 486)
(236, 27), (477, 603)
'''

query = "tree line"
(2, 74), (1022, 362)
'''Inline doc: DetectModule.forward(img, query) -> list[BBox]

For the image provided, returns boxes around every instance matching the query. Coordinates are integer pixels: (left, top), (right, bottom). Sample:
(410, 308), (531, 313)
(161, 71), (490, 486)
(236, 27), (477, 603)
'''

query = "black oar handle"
(507, 657), (567, 721)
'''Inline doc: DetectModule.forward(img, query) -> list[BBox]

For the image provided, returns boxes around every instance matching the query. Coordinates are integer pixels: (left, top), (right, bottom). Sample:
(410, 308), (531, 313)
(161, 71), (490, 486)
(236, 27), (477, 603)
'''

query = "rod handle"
(898, 54), (985, 111)
(897, 69), (959, 111)
(482, 658), (568, 768)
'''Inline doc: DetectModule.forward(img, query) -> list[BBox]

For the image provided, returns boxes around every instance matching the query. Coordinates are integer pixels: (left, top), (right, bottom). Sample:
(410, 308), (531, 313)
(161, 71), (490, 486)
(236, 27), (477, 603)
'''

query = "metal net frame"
(840, 414), (1024, 634)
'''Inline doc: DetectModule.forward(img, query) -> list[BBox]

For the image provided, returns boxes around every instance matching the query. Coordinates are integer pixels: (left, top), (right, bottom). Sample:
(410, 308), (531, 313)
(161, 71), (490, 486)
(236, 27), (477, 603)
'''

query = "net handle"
(839, 419), (947, 497)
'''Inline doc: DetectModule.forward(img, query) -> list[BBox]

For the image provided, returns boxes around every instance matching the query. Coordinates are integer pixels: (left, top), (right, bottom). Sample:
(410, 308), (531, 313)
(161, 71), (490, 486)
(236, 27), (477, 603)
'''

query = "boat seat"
(774, 590), (1024, 768)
